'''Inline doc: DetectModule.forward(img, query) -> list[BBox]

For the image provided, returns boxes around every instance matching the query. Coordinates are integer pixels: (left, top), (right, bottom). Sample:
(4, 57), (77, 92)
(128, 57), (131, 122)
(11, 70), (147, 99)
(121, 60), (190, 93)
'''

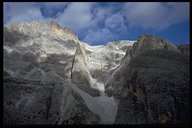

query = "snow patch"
(70, 83), (119, 124)
(4, 46), (15, 53)
(59, 61), (66, 64)
(89, 77), (105, 92)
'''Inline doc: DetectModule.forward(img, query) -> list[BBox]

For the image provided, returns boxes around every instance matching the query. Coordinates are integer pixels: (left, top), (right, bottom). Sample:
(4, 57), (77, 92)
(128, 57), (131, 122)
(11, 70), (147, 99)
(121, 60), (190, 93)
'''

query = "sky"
(3, 2), (190, 45)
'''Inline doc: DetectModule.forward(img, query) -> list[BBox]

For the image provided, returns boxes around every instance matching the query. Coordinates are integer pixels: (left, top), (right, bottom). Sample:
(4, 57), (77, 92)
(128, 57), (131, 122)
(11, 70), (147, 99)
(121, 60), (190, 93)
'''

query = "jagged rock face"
(70, 40), (134, 91)
(105, 35), (181, 96)
(81, 40), (134, 83)
(4, 22), (80, 82)
(3, 22), (133, 90)
(107, 49), (189, 124)
(7, 21), (78, 41)
(71, 44), (91, 86)
(3, 74), (100, 124)
(71, 44), (105, 91)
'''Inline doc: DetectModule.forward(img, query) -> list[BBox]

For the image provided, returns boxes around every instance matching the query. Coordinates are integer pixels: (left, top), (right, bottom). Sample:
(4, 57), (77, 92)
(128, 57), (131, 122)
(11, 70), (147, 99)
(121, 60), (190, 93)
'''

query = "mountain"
(4, 21), (134, 90)
(3, 21), (189, 124)
(105, 35), (182, 96)
(3, 21), (130, 124)
(105, 35), (189, 124)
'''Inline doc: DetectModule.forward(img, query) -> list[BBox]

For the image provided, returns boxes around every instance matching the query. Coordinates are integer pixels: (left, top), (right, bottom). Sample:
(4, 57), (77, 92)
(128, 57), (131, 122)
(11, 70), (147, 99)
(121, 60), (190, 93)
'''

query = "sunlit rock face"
(4, 21), (134, 91)
(130, 35), (180, 57)
(7, 21), (78, 42)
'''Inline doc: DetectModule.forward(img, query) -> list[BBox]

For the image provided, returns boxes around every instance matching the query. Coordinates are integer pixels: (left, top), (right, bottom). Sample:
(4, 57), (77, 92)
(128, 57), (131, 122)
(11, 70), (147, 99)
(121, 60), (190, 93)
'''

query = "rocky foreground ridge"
(3, 21), (190, 124)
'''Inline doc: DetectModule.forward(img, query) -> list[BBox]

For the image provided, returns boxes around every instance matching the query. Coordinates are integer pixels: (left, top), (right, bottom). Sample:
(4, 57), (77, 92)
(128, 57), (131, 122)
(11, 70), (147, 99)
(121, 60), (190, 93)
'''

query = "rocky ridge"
(7, 21), (78, 41)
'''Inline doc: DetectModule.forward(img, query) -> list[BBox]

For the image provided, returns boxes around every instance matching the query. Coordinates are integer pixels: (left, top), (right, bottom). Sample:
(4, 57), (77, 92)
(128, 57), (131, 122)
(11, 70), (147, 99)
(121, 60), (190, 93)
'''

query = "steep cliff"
(105, 35), (189, 124)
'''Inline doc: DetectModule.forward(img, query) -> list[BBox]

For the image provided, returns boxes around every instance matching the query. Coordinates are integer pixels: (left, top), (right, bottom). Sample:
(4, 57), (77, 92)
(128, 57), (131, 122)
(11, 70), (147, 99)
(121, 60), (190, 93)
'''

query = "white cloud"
(92, 6), (114, 25)
(105, 12), (127, 33)
(83, 28), (117, 44)
(124, 2), (189, 30)
(39, 2), (69, 17)
(6, 8), (49, 25)
(56, 2), (96, 33)
(3, 2), (51, 25)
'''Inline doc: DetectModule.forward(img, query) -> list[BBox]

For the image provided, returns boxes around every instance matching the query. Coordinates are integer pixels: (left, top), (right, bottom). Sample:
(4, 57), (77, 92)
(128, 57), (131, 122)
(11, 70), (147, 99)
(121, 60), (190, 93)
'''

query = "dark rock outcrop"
(105, 35), (181, 96)
(105, 35), (189, 124)
(110, 49), (189, 124)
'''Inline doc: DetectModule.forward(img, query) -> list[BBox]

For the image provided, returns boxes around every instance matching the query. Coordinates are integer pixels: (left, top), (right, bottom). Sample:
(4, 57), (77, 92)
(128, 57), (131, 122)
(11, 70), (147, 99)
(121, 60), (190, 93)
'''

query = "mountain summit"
(3, 21), (189, 125)
(6, 21), (78, 41)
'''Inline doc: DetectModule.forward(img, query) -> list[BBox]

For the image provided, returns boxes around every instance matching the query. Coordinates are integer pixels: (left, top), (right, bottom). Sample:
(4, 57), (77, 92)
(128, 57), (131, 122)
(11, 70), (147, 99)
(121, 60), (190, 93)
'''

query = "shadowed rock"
(3, 75), (100, 125)
(107, 49), (189, 124)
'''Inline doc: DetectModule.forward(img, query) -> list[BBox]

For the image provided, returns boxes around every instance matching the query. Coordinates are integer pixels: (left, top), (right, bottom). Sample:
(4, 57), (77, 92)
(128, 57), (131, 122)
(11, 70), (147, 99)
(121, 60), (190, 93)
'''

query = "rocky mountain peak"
(137, 35), (155, 43)
(137, 35), (172, 46)
(7, 21), (39, 31)
(130, 35), (180, 57)
(6, 21), (78, 41)
(49, 20), (61, 28)
(48, 21), (78, 40)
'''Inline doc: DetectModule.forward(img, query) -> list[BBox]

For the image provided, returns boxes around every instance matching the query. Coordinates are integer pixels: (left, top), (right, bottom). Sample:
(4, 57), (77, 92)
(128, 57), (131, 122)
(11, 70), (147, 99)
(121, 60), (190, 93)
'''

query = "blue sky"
(3, 2), (189, 45)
